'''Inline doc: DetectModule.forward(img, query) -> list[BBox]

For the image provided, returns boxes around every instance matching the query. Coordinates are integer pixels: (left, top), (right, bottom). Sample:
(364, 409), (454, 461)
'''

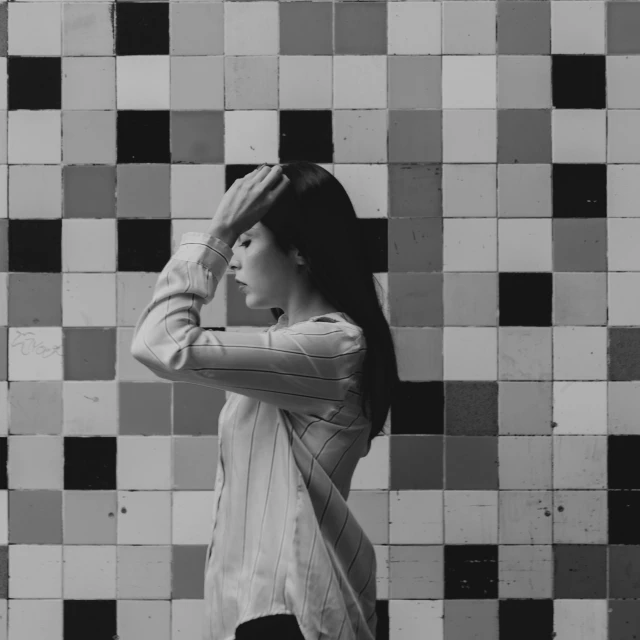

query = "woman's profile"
(130, 160), (399, 640)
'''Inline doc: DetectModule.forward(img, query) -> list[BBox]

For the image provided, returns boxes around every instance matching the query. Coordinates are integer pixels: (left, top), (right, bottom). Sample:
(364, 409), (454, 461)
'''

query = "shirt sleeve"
(130, 231), (365, 417)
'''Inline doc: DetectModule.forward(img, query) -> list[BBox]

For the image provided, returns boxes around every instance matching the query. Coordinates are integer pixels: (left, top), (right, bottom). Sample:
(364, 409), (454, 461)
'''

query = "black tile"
(8, 57), (61, 110)
(392, 381), (443, 435)
(8, 220), (61, 273)
(64, 600), (117, 640)
(444, 545), (498, 599)
(279, 110), (333, 164)
(64, 437), (117, 491)
(552, 164), (607, 218)
(608, 436), (640, 489)
(115, 3), (169, 56)
(0, 438), (6, 490)
(609, 491), (640, 544)
(499, 600), (553, 640)
(117, 111), (171, 164)
(498, 273), (552, 326)
(116, 219), (172, 273)
(552, 55), (606, 109)
(375, 599), (389, 640)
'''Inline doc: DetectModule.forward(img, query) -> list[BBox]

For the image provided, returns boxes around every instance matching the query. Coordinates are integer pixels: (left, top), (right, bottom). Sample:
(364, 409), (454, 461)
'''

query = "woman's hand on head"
(212, 165), (290, 237)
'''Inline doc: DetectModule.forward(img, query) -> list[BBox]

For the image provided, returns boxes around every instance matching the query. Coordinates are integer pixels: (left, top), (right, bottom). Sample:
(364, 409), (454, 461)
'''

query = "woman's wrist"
(205, 223), (239, 249)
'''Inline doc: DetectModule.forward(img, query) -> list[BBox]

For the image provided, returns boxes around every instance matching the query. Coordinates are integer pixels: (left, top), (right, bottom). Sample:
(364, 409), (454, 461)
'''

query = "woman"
(130, 161), (399, 640)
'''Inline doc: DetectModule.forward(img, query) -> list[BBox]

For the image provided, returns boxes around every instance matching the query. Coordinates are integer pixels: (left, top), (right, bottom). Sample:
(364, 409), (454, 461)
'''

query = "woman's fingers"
(243, 164), (285, 193)
(267, 173), (290, 199)
(255, 165), (283, 190)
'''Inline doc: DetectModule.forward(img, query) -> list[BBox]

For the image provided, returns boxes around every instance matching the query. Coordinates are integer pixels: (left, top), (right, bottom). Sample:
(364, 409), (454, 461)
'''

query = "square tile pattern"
(0, 0), (640, 639)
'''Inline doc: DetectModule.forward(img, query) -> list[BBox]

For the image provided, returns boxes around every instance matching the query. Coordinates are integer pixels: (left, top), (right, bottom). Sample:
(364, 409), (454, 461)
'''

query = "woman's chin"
(242, 290), (260, 307)
(239, 287), (275, 310)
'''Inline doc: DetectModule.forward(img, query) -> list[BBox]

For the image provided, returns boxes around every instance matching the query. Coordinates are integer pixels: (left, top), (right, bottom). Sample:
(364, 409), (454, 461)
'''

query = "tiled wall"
(1, 0), (640, 638)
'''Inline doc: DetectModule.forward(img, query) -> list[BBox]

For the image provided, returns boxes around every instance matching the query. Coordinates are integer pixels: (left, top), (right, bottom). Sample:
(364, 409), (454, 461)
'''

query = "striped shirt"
(130, 231), (378, 640)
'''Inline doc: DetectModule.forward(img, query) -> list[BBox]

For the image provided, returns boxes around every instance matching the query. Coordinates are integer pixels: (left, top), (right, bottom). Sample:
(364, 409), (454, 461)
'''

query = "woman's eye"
(241, 241), (250, 248)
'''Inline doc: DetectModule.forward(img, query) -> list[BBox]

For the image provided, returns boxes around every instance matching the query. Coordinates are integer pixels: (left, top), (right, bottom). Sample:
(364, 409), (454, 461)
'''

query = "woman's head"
(229, 221), (339, 325)
(238, 161), (400, 450)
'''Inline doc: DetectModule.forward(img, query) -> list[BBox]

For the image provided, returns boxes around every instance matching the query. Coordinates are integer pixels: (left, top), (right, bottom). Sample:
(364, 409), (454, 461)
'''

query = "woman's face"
(229, 223), (300, 310)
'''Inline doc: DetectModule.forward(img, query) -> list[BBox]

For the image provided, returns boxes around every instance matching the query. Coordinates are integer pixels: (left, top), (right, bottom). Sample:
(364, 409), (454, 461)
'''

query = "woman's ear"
(289, 247), (307, 271)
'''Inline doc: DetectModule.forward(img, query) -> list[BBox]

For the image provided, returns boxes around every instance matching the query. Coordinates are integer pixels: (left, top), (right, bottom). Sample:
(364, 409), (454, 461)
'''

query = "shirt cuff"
(173, 231), (234, 280)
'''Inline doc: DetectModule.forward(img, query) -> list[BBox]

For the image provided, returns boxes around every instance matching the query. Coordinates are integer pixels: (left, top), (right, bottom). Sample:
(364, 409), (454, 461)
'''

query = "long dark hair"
(260, 161), (399, 451)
